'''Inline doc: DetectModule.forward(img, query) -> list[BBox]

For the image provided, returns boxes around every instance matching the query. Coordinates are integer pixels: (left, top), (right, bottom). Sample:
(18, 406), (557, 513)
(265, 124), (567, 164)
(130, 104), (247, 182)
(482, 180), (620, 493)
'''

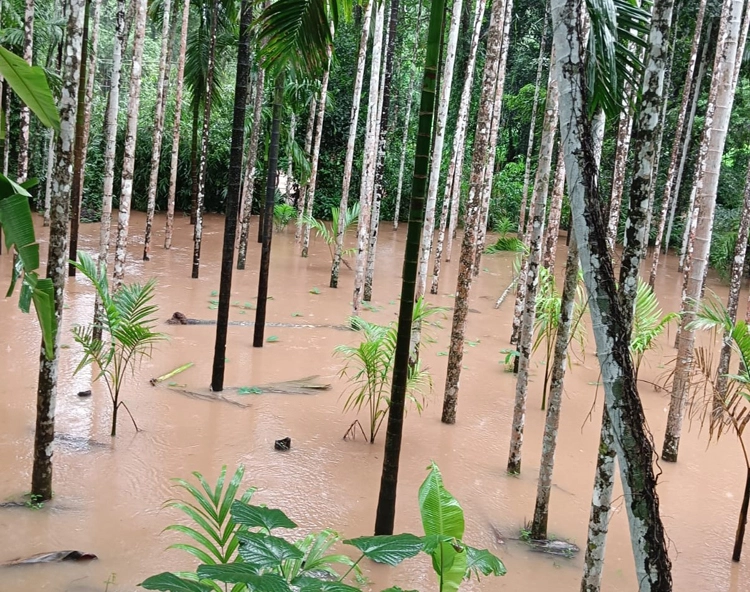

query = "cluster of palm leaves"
(71, 252), (166, 436)
(630, 279), (678, 381)
(304, 202), (360, 265)
(486, 217), (525, 253)
(273, 202), (296, 231)
(336, 298), (441, 443)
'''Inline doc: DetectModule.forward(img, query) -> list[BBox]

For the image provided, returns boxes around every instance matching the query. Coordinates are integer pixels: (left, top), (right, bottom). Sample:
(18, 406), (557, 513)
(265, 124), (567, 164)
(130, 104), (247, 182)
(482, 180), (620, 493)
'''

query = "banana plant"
(140, 463), (505, 592)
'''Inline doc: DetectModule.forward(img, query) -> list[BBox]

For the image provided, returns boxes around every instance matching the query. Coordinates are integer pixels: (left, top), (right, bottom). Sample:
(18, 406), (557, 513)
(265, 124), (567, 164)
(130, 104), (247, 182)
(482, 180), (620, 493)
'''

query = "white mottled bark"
(43, 131), (54, 226)
(665, 0), (744, 463)
(543, 148), (565, 271)
(17, 0), (34, 184)
(112, 0), (148, 288)
(295, 98), (316, 243)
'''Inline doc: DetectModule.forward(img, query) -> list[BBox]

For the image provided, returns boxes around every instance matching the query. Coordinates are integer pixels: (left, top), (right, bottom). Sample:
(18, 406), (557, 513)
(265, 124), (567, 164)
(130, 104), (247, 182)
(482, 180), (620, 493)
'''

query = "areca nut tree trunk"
(352, 0), (385, 316)
(210, 0), (252, 392)
(143, 0), (176, 261)
(302, 52), (332, 258)
(519, 8), (548, 235)
(664, 0), (744, 464)
(32, 0), (85, 501)
(441, 0), (508, 425)
(164, 0), (192, 250)
(191, 0), (220, 280)
(67, 0), (91, 277)
(236, 66), (266, 270)
(474, 0), (514, 273)
(506, 47), (555, 475)
(330, 0), (372, 287)
(295, 97), (316, 243)
(543, 147), (565, 270)
(93, 0), (127, 336)
(432, 0), (487, 291)
(415, 0), (464, 301)
(374, 0), (446, 536)
(648, 0), (706, 287)
(17, 0), (34, 184)
(112, 0), (148, 289)
(551, 0), (674, 586)
(510, 47), (559, 346)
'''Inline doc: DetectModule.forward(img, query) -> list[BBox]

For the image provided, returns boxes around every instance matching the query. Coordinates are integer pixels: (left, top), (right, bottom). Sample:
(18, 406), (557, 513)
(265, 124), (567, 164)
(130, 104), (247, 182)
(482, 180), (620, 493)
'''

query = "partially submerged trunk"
(442, 0), (508, 424)
(352, 1), (385, 316)
(112, 0), (148, 288)
(552, 0), (674, 586)
(164, 0), (191, 250)
(143, 0), (176, 261)
(519, 9), (548, 235)
(302, 54), (332, 258)
(648, 0), (707, 286)
(432, 0), (487, 291)
(330, 0), (372, 287)
(191, 0), (219, 280)
(236, 68), (266, 270)
(32, 0), (85, 502)
(665, 0), (744, 464)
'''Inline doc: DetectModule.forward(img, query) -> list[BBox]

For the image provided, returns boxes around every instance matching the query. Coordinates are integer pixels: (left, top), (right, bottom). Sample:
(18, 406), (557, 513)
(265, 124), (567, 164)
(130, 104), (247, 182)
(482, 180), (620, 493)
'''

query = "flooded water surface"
(1, 213), (749, 591)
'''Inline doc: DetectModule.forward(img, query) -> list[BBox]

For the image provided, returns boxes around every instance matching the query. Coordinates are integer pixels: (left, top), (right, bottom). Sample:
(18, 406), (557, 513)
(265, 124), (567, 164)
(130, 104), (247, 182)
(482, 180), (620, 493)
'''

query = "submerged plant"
(304, 203), (360, 267)
(273, 203), (296, 232)
(630, 279), (678, 381)
(71, 252), (166, 436)
(140, 463), (505, 592)
(485, 217), (525, 253)
(336, 299), (442, 443)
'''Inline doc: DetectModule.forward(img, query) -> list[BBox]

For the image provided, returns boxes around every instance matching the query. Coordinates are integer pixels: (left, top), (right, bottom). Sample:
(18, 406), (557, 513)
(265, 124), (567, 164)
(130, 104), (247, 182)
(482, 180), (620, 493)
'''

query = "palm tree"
(210, 0), (252, 392)
(374, 0), (452, 535)
(32, 0), (86, 502)
(250, 0), (341, 346)
(17, 0), (33, 184)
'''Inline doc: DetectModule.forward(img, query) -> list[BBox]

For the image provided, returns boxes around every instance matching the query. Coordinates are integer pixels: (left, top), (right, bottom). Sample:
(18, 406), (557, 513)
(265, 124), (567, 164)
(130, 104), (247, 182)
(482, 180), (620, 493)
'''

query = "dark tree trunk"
(210, 0), (251, 390)
(67, 0), (90, 277)
(190, 99), (200, 225)
(733, 467), (750, 562)
(253, 76), (283, 348)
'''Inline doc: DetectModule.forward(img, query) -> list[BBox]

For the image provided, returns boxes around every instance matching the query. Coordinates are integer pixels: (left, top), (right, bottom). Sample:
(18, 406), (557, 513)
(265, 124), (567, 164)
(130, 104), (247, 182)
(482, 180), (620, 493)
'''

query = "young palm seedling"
(304, 203), (360, 268)
(71, 252), (166, 436)
(630, 278), (678, 382)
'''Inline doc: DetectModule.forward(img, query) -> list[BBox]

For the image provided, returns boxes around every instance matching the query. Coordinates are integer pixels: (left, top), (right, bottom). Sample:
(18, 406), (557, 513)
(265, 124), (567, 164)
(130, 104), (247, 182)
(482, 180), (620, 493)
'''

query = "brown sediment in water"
(0, 212), (749, 590)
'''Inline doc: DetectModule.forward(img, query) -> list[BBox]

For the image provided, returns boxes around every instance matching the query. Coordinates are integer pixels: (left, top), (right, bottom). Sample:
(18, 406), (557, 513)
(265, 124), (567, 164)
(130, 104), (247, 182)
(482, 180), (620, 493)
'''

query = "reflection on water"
(1, 212), (749, 590)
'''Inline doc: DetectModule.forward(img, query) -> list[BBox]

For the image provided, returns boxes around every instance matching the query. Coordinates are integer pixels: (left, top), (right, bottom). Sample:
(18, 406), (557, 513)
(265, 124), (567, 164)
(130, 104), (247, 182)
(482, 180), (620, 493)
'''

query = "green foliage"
(70, 252), (166, 436)
(273, 203), (297, 231)
(335, 299), (441, 443)
(304, 202), (360, 263)
(0, 46), (60, 131)
(488, 161), (525, 231)
(141, 463), (505, 592)
(630, 279), (678, 380)
(485, 216), (525, 253)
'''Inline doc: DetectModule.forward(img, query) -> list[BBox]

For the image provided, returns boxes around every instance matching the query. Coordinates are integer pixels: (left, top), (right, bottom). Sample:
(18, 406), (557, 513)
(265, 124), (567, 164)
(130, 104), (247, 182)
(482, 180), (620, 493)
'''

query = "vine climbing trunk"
(191, 0), (219, 279)
(31, 0), (85, 502)
(112, 0), (148, 288)
(164, 0), (191, 250)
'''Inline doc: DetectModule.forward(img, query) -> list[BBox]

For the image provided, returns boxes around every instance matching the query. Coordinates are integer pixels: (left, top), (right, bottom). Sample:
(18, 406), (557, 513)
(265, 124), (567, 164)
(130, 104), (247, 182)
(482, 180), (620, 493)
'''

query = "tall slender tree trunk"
(295, 98), (316, 243)
(210, 0), (251, 391)
(236, 68), (265, 270)
(374, 0), (445, 535)
(606, 87), (636, 253)
(506, 45), (554, 473)
(31, 0), (85, 502)
(552, 0), (674, 586)
(143, 0), (175, 261)
(474, 0), (513, 272)
(93, 0), (127, 336)
(364, 0), (399, 301)
(253, 76), (283, 348)
(112, 0), (148, 288)
(164, 0), (191, 250)
(441, 0), (508, 424)
(302, 53), (332, 258)
(511, 46), (559, 345)
(392, 69), (415, 232)
(531, 234), (579, 539)
(190, 100), (200, 225)
(3, 85), (10, 177)
(664, 0), (744, 463)
(519, 9), (548, 235)
(43, 130), (54, 226)
(67, 0), (90, 277)
(352, 1), (385, 316)
(17, 0), (34, 183)
(432, 0), (487, 291)
(285, 112), (295, 204)
(330, 0), (373, 286)
(648, 0), (706, 287)
(416, 0), (463, 300)
(191, 0), (219, 279)
(543, 148), (565, 270)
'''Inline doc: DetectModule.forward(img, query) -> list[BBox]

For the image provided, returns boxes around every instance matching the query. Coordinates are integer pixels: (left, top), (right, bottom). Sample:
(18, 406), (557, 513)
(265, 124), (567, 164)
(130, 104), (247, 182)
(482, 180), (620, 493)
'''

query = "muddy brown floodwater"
(1, 212), (750, 591)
